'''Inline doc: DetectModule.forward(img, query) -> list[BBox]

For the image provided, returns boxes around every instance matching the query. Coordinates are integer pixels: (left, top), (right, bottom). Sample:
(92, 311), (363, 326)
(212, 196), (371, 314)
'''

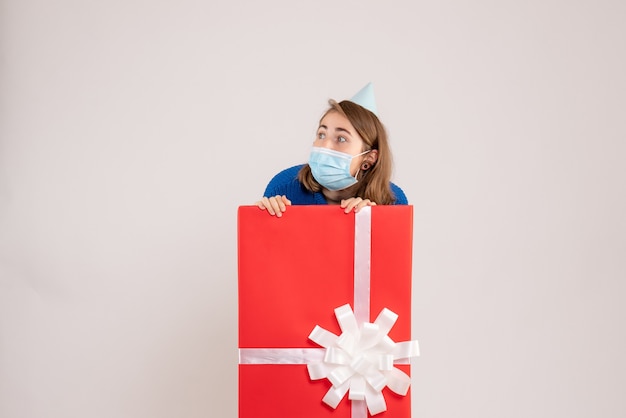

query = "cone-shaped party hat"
(350, 82), (377, 115)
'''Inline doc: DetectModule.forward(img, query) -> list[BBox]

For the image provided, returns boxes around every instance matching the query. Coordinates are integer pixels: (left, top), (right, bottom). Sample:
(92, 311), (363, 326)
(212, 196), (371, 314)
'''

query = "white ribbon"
(353, 205), (372, 325)
(307, 304), (419, 416)
(239, 348), (325, 364)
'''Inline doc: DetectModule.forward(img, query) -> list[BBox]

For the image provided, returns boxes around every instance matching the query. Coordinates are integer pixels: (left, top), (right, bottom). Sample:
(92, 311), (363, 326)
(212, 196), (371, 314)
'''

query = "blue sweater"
(263, 164), (408, 205)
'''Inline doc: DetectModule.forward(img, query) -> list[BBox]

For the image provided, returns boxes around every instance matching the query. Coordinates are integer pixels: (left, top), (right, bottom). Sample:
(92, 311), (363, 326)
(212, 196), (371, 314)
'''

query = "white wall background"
(1, 0), (625, 417)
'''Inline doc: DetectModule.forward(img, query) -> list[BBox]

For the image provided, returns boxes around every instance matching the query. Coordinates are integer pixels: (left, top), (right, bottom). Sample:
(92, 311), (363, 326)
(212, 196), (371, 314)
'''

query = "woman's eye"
(337, 136), (347, 143)
(317, 132), (326, 140)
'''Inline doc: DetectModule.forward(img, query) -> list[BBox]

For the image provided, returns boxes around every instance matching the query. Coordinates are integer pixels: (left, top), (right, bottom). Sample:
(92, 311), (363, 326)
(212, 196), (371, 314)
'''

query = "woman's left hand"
(340, 197), (377, 213)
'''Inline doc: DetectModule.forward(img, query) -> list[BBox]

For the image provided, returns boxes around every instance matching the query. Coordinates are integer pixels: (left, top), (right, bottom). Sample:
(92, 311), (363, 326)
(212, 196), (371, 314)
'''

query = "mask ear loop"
(353, 149), (372, 181)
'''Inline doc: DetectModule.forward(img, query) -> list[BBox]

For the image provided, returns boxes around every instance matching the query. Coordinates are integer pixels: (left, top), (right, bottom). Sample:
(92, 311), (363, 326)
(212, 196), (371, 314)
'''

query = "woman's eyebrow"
(334, 127), (352, 135)
(318, 124), (352, 136)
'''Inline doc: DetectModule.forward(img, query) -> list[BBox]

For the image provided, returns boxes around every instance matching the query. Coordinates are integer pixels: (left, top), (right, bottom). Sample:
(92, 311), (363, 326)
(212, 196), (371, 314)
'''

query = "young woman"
(256, 83), (407, 217)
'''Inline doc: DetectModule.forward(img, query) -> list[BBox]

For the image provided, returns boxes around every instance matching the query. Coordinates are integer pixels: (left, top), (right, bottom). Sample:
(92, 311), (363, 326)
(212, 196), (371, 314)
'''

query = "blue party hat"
(350, 82), (377, 115)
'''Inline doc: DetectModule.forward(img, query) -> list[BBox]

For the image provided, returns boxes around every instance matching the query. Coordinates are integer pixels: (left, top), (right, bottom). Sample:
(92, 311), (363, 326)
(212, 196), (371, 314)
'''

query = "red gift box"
(238, 205), (416, 418)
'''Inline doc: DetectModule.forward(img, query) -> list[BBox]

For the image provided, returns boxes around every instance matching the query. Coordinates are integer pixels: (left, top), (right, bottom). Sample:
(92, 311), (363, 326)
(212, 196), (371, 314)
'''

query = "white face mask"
(308, 147), (370, 191)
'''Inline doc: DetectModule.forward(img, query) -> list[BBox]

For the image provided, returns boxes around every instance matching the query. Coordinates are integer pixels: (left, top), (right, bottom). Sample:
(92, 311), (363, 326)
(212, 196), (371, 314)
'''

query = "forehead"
(320, 110), (354, 130)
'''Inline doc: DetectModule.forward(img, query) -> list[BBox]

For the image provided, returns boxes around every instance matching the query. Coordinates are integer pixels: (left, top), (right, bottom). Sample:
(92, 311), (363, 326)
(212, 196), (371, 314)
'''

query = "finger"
(341, 198), (357, 209)
(261, 197), (275, 215)
(344, 197), (362, 213)
(275, 195), (287, 213)
(354, 199), (371, 213)
(281, 195), (292, 206)
(269, 196), (283, 217)
(256, 200), (267, 210)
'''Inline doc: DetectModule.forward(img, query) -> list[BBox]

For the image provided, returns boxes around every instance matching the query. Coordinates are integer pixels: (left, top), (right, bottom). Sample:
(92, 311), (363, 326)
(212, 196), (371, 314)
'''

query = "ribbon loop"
(375, 335), (396, 353)
(348, 376), (366, 400)
(377, 354), (394, 371)
(325, 347), (350, 365)
(308, 325), (338, 348)
(394, 340), (420, 359)
(374, 307), (398, 335)
(365, 385), (387, 416)
(307, 362), (329, 380)
(335, 304), (359, 335)
(322, 380), (350, 408)
(337, 332), (357, 355)
(358, 322), (383, 349)
(385, 367), (412, 396)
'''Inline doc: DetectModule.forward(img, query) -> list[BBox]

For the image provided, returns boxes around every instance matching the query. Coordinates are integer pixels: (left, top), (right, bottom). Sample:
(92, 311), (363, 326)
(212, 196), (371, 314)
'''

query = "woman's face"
(313, 110), (366, 176)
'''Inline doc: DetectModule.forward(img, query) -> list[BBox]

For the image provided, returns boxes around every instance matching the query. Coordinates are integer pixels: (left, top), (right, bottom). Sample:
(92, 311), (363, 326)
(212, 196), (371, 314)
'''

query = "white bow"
(307, 304), (420, 416)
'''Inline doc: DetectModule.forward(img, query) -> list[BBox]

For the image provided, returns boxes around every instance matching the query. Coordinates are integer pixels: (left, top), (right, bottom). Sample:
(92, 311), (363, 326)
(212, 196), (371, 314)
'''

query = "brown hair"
(298, 99), (396, 204)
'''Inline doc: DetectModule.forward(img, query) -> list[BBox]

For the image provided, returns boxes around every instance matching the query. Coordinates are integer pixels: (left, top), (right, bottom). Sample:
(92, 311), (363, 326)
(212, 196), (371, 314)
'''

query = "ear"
(360, 149), (379, 171)
(366, 149), (378, 165)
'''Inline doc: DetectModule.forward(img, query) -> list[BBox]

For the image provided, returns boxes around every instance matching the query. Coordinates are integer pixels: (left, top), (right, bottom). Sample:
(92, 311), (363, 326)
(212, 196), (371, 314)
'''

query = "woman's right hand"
(255, 195), (292, 217)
